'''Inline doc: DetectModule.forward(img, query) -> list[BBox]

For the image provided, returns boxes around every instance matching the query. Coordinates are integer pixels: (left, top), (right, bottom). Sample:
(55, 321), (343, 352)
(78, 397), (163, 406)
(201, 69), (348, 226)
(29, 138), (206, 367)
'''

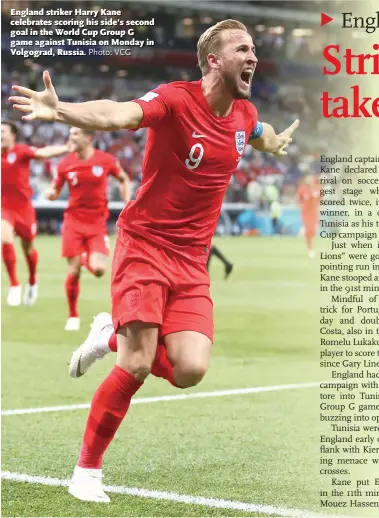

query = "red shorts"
(2, 204), (37, 241)
(111, 230), (214, 341)
(302, 213), (318, 236)
(61, 217), (110, 258)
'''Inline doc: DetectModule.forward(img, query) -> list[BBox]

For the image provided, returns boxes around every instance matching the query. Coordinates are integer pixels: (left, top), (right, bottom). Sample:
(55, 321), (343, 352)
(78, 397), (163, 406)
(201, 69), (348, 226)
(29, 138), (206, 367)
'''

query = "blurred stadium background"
(2, 0), (344, 237)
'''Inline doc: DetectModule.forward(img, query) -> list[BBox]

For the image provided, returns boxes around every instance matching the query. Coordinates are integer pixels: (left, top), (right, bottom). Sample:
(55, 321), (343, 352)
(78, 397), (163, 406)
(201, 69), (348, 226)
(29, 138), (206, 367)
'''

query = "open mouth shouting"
(240, 67), (254, 88)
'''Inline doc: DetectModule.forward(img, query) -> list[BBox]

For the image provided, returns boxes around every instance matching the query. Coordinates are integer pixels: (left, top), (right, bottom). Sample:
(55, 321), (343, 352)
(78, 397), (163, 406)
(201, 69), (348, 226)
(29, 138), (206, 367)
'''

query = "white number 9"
(185, 143), (204, 170)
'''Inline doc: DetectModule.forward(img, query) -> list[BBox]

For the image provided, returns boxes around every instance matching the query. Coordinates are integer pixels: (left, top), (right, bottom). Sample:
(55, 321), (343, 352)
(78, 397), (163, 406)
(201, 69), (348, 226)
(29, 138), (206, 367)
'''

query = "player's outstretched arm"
(10, 70), (143, 131)
(34, 139), (76, 159)
(34, 143), (70, 160)
(249, 119), (299, 155)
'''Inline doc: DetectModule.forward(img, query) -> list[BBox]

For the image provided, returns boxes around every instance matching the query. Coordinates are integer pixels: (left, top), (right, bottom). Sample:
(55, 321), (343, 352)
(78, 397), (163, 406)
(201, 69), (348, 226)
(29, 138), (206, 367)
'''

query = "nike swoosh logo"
(75, 352), (84, 378)
(192, 132), (206, 138)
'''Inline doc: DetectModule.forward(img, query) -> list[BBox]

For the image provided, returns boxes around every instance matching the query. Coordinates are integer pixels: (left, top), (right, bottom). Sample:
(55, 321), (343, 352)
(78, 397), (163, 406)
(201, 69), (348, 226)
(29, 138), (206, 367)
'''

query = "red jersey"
(297, 184), (320, 215)
(1, 143), (37, 209)
(118, 80), (258, 254)
(54, 149), (120, 223)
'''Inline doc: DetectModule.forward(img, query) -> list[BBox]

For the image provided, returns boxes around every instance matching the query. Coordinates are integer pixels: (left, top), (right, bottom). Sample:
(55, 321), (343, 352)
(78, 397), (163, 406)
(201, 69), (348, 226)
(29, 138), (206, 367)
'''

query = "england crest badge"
(235, 131), (246, 155)
(92, 165), (104, 177)
(7, 152), (16, 164)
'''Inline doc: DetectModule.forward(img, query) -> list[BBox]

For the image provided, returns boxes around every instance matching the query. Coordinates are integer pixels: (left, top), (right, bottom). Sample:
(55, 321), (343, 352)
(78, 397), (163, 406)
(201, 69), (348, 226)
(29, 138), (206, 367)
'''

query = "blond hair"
(197, 19), (248, 75)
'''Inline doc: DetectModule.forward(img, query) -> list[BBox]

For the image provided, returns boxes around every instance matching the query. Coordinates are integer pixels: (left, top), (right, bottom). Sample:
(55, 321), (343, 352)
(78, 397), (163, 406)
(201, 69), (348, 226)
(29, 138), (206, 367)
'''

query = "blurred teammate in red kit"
(297, 174), (320, 258)
(2, 120), (72, 306)
(45, 127), (130, 330)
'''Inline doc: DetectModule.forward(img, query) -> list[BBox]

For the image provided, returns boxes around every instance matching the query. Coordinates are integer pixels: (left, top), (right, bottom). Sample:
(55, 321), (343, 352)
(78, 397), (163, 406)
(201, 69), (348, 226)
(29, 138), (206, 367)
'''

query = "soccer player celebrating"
(44, 127), (130, 331)
(297, 174), (320, 258)
(11, 19), (299, 502)
(1, 120), (73, 306)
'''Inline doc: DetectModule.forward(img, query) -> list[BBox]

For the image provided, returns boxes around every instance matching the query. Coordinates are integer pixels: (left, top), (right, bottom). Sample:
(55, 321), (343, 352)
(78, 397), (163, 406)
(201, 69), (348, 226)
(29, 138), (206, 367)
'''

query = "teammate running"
(297, 173), (320, 258)
(10, 19), (299, 502)
(44, 127), (130, 330)
(2, 120), (72, 306)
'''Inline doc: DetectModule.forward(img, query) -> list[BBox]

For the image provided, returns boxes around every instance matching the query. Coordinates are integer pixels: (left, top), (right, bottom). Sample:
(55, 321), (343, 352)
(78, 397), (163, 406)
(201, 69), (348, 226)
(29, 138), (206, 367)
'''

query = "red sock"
(81, 253), (95, 275)
(305, 232), (313, 251)
(78, 365), (143, 468)
(2, 243), (19, 287)
(106, 336), (179, 388)
(24, 249), (38, 285)
(151, 342), (180, 388)
(65, 273), (80, 318)
(108, 332), (117, 352)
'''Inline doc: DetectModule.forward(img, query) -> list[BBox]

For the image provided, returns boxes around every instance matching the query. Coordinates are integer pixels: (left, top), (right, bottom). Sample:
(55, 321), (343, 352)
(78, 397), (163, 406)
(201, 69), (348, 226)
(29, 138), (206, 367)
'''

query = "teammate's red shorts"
(2, 204), (37, 242)
(61, 216), (110, 258)
(111, 229), (214, 342)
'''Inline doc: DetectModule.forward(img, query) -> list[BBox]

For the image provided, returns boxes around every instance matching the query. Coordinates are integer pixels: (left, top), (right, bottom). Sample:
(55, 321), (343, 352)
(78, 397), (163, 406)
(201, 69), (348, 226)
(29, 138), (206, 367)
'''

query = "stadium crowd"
(2, 69), (326, 208)
(1, 0), (342, 210)
(2, 0), (328, 62)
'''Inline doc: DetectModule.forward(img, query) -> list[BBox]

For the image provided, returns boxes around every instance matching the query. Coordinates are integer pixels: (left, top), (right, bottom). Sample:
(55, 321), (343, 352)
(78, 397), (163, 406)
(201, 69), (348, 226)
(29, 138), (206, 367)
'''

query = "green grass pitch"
(2, 235), (328, 517)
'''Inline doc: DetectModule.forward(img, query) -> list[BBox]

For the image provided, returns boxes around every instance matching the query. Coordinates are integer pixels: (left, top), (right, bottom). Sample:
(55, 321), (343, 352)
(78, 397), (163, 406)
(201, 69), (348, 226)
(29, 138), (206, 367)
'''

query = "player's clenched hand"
(9, 71), (59, 122)
(274, 119), (300, 156)
(44, 187), (59, 201)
